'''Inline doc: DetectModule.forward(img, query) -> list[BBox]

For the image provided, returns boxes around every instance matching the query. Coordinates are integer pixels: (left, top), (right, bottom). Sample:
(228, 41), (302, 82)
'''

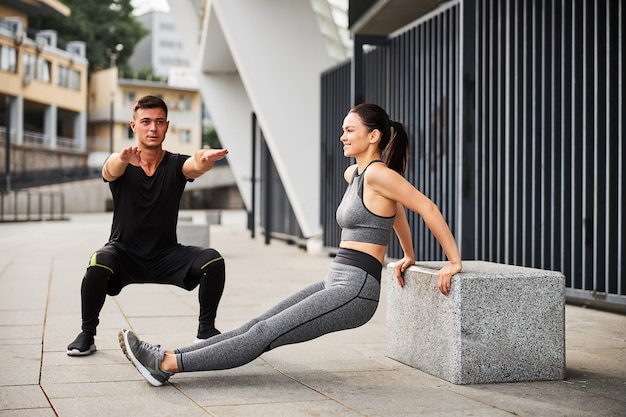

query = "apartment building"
(129, 11), (190, 79)
(88, 66), (202, 161)
(0, 0), (88, 180)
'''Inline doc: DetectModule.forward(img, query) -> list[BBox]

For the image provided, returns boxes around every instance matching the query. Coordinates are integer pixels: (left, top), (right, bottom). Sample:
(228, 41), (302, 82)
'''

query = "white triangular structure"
(169, 0), (333, 238)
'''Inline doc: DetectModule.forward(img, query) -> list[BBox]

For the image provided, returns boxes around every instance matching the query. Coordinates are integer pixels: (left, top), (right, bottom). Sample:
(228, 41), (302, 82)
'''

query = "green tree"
(119, 65), (167, 82)
(202, 125), (222, 149)
(29, 0), (148, 75)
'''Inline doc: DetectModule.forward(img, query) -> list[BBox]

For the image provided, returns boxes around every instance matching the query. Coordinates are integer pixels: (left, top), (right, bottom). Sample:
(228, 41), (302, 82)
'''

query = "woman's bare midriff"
(339, 241), (387, 265)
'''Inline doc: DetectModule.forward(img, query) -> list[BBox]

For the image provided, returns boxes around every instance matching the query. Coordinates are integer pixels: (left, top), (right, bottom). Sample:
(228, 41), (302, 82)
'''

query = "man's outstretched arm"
(103, 146), (142, 182)
(182, 148), (229, 180)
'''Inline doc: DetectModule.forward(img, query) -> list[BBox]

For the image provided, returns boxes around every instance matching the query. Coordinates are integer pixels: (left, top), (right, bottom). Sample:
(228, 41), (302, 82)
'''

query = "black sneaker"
(194, 327), (221, 344)
(67, 331), (96, 356)
(118, 329), (173, 387)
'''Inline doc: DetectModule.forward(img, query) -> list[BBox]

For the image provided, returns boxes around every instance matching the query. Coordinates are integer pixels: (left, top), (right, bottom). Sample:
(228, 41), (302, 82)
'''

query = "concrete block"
(205, 210), (222, 225)
(386, 260), (565, 384)
(177, 211), (210, 247)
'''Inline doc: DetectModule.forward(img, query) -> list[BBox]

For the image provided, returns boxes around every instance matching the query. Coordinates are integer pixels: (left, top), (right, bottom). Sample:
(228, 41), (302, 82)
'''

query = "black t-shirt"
(107, 152), (191, 256)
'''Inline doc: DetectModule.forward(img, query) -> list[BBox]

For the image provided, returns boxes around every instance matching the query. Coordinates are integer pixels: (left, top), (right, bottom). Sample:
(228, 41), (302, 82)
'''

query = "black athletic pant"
(79, 244), (225, 339)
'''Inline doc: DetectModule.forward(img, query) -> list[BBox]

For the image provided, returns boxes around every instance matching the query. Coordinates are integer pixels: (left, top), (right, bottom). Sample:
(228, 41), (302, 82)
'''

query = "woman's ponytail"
(383, 121), (409, 175)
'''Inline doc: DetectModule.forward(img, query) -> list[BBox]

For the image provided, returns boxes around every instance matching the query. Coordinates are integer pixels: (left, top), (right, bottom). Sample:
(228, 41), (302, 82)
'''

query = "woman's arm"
(369, 166), (462, 295)
(392, 203), (415, 288)
(417, 201), (462, 295)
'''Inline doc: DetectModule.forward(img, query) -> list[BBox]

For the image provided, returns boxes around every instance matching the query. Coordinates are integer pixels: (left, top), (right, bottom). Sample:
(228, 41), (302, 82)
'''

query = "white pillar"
(44, 104), (57, 148)
(12, 96), (24, 145)
(75, 111), (87, 151)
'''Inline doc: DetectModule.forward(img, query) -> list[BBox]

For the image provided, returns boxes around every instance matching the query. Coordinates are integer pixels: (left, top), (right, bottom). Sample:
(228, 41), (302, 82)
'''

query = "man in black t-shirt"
(67, 95), (229, 356)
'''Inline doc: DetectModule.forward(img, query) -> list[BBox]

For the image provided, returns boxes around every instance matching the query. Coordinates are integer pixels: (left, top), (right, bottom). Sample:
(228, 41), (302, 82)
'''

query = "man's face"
(130, 107), (169, 149)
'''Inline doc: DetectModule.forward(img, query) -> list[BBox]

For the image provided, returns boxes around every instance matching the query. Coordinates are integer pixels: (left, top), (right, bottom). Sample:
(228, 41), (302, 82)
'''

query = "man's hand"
(103, 146), (142, 181)
(119, 146), (142, 166)
(198, 148), (229, 165)
(183, 148), (229, 179)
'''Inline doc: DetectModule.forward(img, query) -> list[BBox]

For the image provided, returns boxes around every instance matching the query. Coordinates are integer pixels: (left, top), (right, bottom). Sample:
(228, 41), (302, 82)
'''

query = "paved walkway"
(0, 211), (625, 417)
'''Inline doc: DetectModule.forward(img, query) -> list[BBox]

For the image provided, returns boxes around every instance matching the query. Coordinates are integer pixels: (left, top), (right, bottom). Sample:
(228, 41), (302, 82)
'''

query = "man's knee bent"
(185, 249), (225, 290)
(87, 250), (119, 274)
(84, 250), (122, 295)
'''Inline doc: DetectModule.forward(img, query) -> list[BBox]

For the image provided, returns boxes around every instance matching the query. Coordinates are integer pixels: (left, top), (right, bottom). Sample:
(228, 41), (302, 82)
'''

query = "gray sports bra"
(335, 160), (395, 246)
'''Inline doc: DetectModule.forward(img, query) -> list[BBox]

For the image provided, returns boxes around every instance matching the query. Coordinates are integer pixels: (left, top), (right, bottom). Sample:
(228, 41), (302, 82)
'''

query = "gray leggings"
(175, 248), (381, 372)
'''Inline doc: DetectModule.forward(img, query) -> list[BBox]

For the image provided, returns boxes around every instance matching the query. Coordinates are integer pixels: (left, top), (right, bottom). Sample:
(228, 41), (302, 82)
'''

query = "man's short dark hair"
(133, 95), (168, 118)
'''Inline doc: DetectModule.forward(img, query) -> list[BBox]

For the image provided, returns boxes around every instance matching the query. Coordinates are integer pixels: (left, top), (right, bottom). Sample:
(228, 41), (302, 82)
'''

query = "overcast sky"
(131, 0), (170, 15)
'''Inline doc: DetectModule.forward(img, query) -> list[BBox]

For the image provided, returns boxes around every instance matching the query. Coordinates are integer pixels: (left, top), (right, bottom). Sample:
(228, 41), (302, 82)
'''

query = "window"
(23, 53), (51, 83)
(159, 57), (189, 66)
(159, 40), (181, 48)
(179, 129), (191, 144)
(57, 66), (66, 86)
(127, 126), (134, 140)
(23, 53), (34, 78)
(180, 96), (192, 111)
(57, 65), (80, 90)
(0, 45), (17, 73)
(126, 92), (136, 105)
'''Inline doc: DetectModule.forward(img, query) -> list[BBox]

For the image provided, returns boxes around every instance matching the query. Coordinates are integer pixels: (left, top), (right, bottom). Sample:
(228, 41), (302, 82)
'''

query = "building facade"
(0, 0), (89, 184)
(88, 67), (203, 161)
(129, 11), (190, 79)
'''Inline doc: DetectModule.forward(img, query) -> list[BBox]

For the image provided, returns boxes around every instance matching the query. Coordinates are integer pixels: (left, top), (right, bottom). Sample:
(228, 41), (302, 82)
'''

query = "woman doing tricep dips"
(119, 103), (462, 386)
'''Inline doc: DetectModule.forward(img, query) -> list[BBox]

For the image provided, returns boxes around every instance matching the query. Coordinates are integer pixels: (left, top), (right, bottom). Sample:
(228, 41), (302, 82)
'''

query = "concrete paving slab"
(205, 399), (366, 417)
(449, 380), (626, 417)
(0, 385), (49, 409)
(261, 342), (391, 374)
(287, 370), (504, 417)
(173, 366), (329, 407)
(42, 380), (167, 399)
(0, 210), (625, 417)
(3, 344), (42, 386)
(0, 324), (43, 341)
(39, 361), (139, 385)
(0, 310), (43, 326)
(0, 409), (57, 417)
(49, 389), (211, 417)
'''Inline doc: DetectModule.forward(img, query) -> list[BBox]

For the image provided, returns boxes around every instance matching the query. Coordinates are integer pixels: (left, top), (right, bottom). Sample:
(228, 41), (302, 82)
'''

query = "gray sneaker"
(118, 329), (173, 386)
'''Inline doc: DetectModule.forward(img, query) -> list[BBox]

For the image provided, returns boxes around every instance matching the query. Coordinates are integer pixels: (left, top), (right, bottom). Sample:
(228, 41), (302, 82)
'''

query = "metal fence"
(320, 62), (353, 247)
(252, 114), (304, 244)
(320, 0), (625, 311)
(321, 3), (461, 261)
(0, 189), (67, 222)
(0, 166), (101, 190)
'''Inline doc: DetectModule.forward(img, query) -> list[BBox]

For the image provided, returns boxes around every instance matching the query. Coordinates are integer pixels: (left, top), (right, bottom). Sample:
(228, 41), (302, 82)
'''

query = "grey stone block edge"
(386, 260), (566, 385)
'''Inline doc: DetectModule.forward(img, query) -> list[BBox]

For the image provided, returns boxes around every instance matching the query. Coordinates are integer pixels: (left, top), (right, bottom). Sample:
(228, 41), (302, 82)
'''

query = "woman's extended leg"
(177, 280), (326, 352)
(175, 261), (380, 372)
